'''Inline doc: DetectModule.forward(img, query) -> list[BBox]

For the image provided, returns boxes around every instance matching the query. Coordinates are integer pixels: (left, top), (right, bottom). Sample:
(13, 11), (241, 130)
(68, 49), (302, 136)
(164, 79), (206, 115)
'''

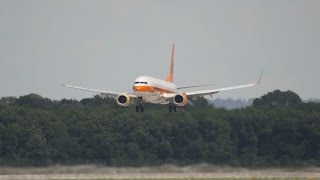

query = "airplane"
(63, 44), (262, 112)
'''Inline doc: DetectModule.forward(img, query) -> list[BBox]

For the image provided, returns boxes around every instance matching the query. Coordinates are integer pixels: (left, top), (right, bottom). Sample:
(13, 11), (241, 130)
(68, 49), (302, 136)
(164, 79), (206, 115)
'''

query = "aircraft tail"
(165, 44), (174, 83)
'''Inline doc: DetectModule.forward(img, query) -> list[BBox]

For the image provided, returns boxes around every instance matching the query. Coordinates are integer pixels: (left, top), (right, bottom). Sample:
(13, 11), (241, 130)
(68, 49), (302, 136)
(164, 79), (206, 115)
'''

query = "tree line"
(0, 90), (319, 166)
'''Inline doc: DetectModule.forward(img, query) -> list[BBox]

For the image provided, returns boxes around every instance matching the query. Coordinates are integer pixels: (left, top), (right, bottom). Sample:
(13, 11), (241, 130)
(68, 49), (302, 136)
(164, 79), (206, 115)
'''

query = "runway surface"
(0, 165), (319, 179)
(0, 172), (320, 180)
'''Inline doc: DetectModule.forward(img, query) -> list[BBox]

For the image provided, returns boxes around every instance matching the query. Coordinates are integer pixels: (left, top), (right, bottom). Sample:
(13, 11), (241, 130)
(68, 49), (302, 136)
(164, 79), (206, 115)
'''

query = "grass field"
(0, 164), (319, 180)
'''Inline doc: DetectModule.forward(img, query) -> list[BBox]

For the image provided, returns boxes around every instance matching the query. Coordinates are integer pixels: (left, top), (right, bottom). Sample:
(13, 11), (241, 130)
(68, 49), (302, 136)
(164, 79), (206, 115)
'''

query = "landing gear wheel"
(169, 105), (177, 112)
(135, 97), (144, 113)
(136, 105), (144, 113)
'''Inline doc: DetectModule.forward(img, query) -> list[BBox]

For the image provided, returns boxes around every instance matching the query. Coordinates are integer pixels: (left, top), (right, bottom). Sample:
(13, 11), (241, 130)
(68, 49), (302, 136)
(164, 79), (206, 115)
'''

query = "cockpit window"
(134, 82), (148, 84)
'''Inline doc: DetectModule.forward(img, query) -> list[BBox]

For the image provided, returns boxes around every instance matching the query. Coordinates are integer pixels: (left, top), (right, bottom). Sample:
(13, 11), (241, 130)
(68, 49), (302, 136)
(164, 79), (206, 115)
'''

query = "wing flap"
(177, 83), (215, 90)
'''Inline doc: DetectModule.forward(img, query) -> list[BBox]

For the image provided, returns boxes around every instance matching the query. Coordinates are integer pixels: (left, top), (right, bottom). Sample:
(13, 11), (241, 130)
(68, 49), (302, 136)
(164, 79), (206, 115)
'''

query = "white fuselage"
(133, 76), (177, 104)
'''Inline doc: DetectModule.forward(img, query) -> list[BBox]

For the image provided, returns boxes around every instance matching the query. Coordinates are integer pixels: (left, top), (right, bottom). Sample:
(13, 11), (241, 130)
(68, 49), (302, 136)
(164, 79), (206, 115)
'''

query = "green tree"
(253, 90), (301, 108)
(0, 92), (320, 166)
(24, 127), (49, 165)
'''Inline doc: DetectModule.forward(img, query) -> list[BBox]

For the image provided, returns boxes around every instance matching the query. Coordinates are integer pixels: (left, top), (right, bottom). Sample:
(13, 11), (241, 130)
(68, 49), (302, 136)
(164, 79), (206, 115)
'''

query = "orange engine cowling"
(173, 93), (188, 106)
(116, 94), (131, 106)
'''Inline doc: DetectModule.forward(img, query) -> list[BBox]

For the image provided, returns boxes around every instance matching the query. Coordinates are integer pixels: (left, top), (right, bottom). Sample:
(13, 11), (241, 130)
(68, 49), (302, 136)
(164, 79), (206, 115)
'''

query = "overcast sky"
(1, 0), (319, 100)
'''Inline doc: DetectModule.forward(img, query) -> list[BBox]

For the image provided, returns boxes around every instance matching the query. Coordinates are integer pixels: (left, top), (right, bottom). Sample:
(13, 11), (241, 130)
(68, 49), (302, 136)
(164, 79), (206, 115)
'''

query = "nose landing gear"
(136, 103), (144, 112)
(136, 97), (144, 113)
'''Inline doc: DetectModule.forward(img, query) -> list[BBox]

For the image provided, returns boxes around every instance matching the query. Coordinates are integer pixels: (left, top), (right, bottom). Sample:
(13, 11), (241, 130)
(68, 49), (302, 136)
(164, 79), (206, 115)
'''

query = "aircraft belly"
(135, 91), (168, 104)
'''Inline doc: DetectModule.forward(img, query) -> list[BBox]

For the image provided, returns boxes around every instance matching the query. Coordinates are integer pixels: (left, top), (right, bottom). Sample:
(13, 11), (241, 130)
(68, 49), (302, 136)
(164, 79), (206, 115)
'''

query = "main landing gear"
(169, 105), (177, 112)
(136, 97), (144, 113)
(136, 103), (144, 112)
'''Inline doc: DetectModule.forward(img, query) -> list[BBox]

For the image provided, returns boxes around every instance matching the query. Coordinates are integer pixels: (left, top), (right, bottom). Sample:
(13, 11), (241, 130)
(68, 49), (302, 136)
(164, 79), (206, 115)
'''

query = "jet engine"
(116, 94), (131, 106)
(173, 93), (188, 106)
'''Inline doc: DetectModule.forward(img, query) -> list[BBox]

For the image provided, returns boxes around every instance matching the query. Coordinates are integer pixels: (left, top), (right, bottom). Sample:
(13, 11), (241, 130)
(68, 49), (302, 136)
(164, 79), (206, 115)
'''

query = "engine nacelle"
(173, 93), (188, 106)
(116, 94), (131, 106)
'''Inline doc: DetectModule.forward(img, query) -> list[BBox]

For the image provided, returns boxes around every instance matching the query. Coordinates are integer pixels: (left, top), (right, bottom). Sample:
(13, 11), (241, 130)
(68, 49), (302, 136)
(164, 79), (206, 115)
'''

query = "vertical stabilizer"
(165, 44), (174, 83)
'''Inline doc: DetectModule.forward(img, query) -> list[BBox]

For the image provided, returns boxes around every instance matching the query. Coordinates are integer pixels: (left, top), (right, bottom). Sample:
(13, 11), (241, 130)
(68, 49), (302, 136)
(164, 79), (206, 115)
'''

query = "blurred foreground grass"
(0, 165), (319, 179)
(50, 178), (320, 180)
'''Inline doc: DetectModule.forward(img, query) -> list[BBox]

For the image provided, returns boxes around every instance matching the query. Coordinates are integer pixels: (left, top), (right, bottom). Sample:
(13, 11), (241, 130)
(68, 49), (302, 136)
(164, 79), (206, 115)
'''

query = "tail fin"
(165, 44), (175, 83)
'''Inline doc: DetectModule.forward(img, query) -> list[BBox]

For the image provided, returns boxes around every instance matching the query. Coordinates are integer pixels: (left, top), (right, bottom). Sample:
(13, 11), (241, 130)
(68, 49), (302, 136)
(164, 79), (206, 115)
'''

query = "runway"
(0, 165), (319, 179)
(0, 172), (320, 180)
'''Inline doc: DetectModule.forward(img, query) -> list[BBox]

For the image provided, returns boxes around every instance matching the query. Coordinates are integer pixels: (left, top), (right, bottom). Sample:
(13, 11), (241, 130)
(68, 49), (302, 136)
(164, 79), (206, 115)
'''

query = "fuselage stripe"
(133, 85), (174, 94)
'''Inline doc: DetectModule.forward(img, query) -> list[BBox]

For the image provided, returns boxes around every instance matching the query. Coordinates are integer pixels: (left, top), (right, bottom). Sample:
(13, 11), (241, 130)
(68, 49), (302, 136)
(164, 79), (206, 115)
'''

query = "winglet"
(256, 69), (263, 84)
(165, 44), (175, 83)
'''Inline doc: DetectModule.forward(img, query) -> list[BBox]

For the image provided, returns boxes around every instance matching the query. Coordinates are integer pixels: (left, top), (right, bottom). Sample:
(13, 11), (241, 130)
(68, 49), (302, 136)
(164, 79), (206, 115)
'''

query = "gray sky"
(1, 0), (319, 100)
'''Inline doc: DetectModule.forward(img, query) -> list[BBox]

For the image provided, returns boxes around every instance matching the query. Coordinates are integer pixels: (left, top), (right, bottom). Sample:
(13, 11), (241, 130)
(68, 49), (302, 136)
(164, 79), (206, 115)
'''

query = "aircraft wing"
(62, 83), (137, 98)
(184, 71), (262, 97)
(162, 81), (257, 100)
(185, 82), (257, 97)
